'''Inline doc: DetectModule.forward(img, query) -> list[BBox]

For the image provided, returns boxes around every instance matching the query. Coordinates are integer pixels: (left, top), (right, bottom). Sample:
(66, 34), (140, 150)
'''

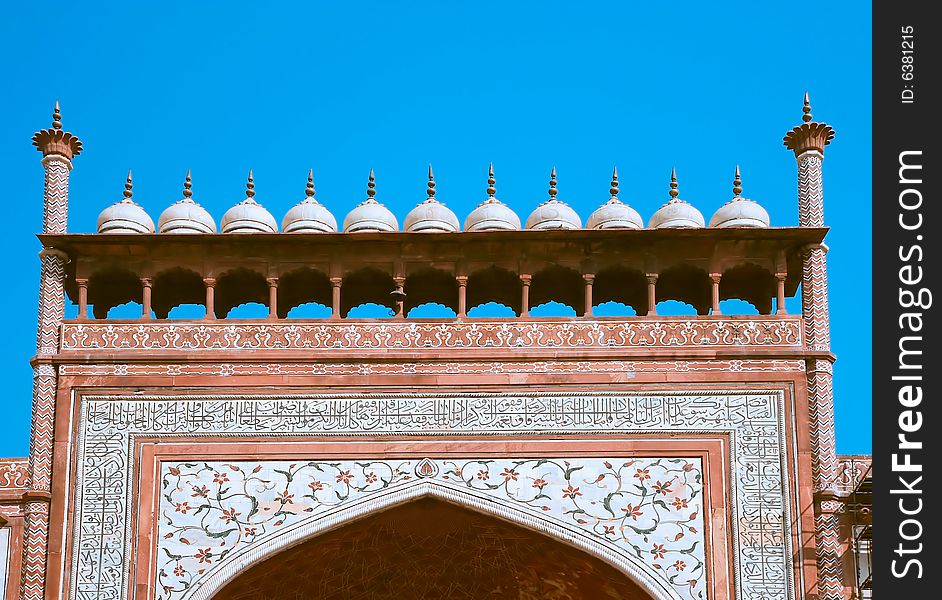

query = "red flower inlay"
(622, 503), (643, 520)
(365, 472), (378, 484)
(562, 485), (582, 499)
(336, 470), (353, 484)
(651, 543), (666, 560)
(191, 485), (210, 498)
(653, 480), (672, 495)
(195, 548), (213, 564)
(308, 480), (325, 491)
(476, 469), (489, 480)
(277, 490), (294, 504)
(220, 508), (240, 524)
(532, 478), (547, 488)
(500, 468), (518, 481)
(634, 468), (651, 482)
(174, 502), (190, 514)
(674, 560), (686, 571)
(671, 497), (689, 510)
(212, 472), (229, 484)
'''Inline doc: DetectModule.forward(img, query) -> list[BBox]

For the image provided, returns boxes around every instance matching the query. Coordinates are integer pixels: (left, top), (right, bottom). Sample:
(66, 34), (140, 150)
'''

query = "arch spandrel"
(159, 459), (701, 600)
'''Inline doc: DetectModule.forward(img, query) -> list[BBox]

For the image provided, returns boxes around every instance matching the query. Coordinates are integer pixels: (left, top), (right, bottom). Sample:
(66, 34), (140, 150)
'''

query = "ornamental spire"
(245, 169), (256, 200)
(305, 169), (315, 199)
(486, 163), (497, 198)
(123, 170), (134, 201)
(733, 165), (743, 196)
(669, 168), (679, 200)
(548, 167), (558, 199)
(609, 166), (619, 199)
(52, 101), (62, 130)
(182, 169), (193, 199)
(427, 164), (436, 199)
(367, 169), (376, 199)
(802, 91), (812, 123)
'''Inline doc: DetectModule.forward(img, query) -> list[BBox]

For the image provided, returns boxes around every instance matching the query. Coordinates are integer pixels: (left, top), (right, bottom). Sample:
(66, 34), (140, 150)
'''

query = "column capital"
(203, 277), (217, 288)
(783, 93), (835, 157)
(32, 101), (83, 161)
(266, 277), (279, 287)
(709, 272), (722, 284)
(582, 273), (595, 284)
(802, 242), (829, 255)
(519, 274), (532, 285)
(645, 273), (658, 285)
(455, 275), (468, 286)
(38, 247), (69, 264)
(140, 277), (153, 287)
(330, 276), (343, 287)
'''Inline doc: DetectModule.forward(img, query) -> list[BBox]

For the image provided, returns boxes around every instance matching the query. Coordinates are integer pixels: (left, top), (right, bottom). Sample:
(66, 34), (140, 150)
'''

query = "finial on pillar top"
(427, 165), (436, 198)
(548, 167), (558, 199)
(305, 169), (315, 198)
(610, 166), (619, 198)
(486, 163), (497, 198)
(733, 165), (742, 196)
(367, 169), (376, 199)
(669, 168), (679, 199)
(124, 170), (134, 200)
(245, 170), (255, 199)
(32, 100), (83, 160)
(783, 91), (834, 156)
(183, 169), (193, 199)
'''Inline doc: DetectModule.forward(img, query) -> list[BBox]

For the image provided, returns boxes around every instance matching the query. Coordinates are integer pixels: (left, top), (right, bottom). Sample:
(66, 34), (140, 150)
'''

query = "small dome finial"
(669, 167), (679, 199)
(183, 169), (193, 199)
(306, 169), (315, 199)
(246, 170), (255, 199)
(52, 100), (62, 130)
(427, 164), (436, 198)
(548, 166), (558, 199)
(802, 92), (813, 123)
(610, 166), (619, 198)
(733, 165), (743, 196)
(124, 170), (133, 201)
(486, 163), (497, 198)
(367, 168), (376, 199)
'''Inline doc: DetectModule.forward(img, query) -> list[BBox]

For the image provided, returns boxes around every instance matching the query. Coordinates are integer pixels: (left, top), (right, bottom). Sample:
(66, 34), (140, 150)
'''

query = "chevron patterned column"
(784, 94), (843, 600)
(22, 103), (83, 600)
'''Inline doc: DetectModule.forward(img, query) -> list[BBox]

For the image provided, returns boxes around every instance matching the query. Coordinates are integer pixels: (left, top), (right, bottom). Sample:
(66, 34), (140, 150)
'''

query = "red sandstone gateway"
(0, 97), (870, 600)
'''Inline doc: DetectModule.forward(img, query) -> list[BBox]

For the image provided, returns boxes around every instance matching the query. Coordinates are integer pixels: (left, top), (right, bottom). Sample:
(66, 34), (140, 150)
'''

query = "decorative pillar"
(267, 277), (278, 320)
(784, 93), (841, 600)
(76, 278), (88, 319)
(330, 277), (342, 319)
(519, 274), (531, 317)
(141, 277), (153, 320)
(24, 102), (82, 600)
(393, 276), (406, 318)
(203, 278), (216, 319)
(456, 275), (468, 318)
(775, 273), (788, 315)
(645, 274), (658, 316)
(582, 274), (594, 317)
(709, 273), (722, 315)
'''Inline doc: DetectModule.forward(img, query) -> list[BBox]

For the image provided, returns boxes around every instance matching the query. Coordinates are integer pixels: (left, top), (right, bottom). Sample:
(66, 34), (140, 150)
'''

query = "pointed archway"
(211, 498), (658, 600)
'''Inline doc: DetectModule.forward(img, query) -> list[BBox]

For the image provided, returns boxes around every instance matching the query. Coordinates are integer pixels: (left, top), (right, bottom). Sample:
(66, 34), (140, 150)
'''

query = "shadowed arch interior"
(466, 265), (521, 316)
(530, 264), (584, 315)
(277, 267), (332, 318)
(593, 265), (647, 315)
(87, 267), (141, 319)
(215, 268), (268, 318)
(720, 263), (776, 314)
(656, 264), (711, 315)
(405, 267), (458, 315)
(211, 498), (656, 600)
(152, 267), (204, 319)
(341, 267), (396, 317)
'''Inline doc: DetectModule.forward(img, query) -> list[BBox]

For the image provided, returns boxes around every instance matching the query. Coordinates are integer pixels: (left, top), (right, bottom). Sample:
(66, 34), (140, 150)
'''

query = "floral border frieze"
(0, 459), (29, 490)
(59, 318), (802, 352)
(71, 392), (794, 600)
(156, 457), (707, 600)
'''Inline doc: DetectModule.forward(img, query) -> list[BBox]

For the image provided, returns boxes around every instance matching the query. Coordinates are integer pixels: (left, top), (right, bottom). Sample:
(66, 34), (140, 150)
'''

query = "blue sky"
(0, 1), (871, 455)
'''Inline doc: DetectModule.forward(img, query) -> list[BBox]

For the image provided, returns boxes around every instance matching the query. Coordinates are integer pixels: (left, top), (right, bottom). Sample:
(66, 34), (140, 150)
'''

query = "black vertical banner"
(873, 1), (937, 597)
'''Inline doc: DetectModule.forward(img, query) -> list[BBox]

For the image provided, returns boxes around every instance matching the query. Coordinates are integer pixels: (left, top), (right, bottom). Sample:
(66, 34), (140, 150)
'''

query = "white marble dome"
(221, 172), (278, 233)
(648, 170), (705, 229)
(464, 165), (520, 231)
(526, 199), (582, 230)
(586, 168), (643, 229)
(405, 198), (459, 232)
(344, 171), (398, 232)
(404, 169), (459, 232)
(158, 172), (217, 234)
(283, 175), (337, 233)
(587, 198), (643, 229)
(97, 173), (154, 234)
(344, 198), (398, 232)
(526, 169), (582, 230)
(709, 167), (770, 228)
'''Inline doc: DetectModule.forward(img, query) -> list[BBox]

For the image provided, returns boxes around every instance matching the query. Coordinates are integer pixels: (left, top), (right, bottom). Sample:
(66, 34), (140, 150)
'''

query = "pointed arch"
(184, 480), (679, 600)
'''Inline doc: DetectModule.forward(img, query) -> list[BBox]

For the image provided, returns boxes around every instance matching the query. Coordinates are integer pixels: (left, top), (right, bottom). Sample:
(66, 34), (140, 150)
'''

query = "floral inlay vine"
(156, 457), (706, 600)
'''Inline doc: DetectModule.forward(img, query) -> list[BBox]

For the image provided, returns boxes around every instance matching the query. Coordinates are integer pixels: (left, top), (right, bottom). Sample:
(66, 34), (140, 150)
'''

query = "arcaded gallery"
(0, 99), (871, 600)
